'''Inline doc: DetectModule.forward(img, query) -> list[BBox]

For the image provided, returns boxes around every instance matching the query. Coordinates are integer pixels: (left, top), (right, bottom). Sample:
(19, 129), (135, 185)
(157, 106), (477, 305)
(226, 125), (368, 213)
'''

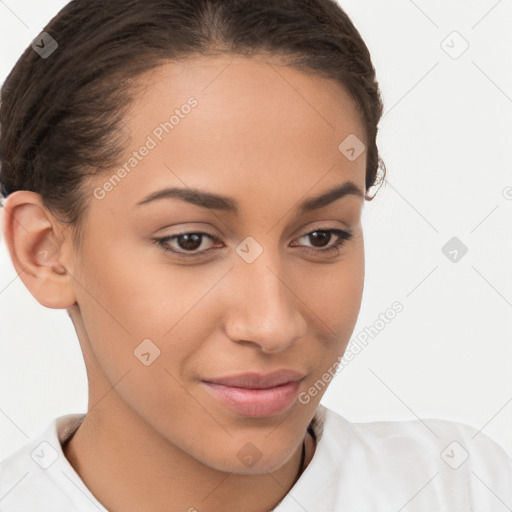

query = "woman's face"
(67, 55), (367, 473)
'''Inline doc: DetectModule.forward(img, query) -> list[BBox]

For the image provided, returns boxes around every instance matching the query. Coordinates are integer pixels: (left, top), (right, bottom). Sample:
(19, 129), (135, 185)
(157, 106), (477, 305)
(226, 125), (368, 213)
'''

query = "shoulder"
(0, 413), (104, 511)
(295, 404), (512, 511)
(322, 404), (512, 473)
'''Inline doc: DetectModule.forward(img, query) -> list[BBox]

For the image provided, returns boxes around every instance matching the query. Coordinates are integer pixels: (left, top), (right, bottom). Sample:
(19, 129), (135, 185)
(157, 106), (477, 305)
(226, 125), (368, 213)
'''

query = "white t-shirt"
(1, 404), (511, 511)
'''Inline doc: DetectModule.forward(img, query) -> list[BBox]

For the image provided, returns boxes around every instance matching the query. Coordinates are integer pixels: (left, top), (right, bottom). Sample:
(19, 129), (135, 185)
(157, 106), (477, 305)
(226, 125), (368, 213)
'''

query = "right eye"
(153, 232), (223, 259)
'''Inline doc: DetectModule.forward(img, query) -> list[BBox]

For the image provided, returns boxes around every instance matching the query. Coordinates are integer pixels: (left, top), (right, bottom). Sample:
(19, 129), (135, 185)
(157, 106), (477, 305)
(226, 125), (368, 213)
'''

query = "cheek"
(72, 240), (204, 431)
(304, 236), (364, 331)
(303, 237), (365, 371)
(72, 234), (222, 387)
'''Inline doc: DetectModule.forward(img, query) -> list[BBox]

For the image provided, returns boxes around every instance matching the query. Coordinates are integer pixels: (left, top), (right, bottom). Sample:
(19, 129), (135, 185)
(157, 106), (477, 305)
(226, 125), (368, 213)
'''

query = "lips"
(202, 369), (306, 417)
(203, 369), (306, 389)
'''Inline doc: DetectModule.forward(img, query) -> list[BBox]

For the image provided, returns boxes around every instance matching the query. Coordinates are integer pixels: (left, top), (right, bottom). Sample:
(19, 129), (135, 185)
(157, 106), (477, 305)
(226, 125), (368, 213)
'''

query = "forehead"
(90, 55), (367, 216)
(128, 54), (365, 140)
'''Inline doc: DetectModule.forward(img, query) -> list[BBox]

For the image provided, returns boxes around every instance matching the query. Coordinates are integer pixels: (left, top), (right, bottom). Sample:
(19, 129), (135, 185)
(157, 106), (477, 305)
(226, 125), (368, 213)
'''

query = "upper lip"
(203, 369), (306, 389)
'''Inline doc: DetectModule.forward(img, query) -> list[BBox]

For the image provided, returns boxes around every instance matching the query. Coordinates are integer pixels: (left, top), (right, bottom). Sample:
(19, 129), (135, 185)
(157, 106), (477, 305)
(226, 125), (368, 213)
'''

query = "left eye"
(292, 229), (352, 252)
(153, 228), (353, 259)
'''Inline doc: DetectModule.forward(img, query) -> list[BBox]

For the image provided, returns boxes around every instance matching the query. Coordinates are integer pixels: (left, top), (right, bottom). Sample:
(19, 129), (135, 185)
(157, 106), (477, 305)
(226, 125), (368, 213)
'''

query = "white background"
(1, 0), (511, 461)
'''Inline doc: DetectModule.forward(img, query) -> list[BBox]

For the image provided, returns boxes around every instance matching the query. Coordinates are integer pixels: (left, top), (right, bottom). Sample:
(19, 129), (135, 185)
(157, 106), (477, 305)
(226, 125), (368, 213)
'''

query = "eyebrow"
(135, 180), (364, 214)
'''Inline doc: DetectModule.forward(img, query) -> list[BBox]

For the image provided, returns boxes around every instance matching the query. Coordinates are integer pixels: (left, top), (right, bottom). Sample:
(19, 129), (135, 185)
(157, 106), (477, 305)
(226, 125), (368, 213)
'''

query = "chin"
(202, 438), (298, 475)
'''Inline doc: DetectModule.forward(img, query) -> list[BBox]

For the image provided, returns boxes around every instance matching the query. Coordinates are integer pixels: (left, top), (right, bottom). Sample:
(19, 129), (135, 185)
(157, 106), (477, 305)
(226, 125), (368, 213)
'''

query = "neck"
(63, 394), (316, 512)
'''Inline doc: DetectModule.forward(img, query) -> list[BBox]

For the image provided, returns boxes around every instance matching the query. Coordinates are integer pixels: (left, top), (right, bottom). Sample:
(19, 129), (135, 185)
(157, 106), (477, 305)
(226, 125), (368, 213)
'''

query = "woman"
(0, 0), (511, 510)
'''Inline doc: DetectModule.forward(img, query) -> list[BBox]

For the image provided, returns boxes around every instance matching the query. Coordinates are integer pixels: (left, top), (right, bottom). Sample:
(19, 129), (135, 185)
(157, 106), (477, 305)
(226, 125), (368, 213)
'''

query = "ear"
(2, 190), (77, 309)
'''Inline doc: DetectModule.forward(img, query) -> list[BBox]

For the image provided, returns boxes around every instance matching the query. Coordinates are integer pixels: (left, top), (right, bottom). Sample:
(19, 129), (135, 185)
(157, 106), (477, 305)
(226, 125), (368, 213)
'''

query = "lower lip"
(202, 380), (301, 417)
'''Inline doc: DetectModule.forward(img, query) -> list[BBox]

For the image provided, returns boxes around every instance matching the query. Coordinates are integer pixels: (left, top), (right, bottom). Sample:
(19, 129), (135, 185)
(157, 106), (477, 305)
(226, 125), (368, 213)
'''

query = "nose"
(223, 255), (308, 354)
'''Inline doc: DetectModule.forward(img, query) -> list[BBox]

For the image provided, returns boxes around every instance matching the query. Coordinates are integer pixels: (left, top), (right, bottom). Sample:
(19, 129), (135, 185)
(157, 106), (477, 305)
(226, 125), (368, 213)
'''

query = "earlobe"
(2, 190), (77, 309)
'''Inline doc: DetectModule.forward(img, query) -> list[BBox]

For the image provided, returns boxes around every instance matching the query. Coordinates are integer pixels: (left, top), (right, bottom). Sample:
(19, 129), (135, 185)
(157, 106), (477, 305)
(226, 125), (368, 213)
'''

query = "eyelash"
(152, 227), (353, 260)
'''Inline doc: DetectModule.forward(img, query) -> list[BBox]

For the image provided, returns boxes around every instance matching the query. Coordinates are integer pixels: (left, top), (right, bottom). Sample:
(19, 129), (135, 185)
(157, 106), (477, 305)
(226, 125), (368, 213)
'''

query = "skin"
(2, 54), (367, 511)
